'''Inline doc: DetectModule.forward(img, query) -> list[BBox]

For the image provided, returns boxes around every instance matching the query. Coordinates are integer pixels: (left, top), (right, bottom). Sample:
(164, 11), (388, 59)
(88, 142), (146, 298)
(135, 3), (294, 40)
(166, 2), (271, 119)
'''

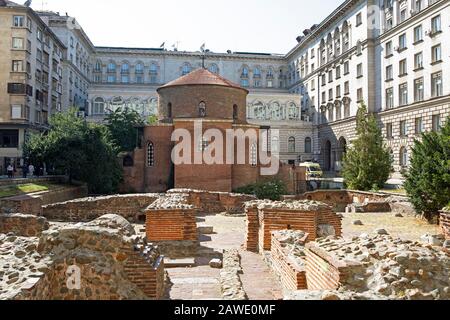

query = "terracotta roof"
(158, 68), (248, 93)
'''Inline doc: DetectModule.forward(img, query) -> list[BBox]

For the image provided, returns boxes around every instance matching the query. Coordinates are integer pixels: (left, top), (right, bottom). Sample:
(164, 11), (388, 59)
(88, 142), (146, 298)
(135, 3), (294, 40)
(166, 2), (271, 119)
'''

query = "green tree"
(404, 117), (450, 221)
(24, 109), (122, 194)
(105, 108), (144, 152)
(342, 103), (392, 191)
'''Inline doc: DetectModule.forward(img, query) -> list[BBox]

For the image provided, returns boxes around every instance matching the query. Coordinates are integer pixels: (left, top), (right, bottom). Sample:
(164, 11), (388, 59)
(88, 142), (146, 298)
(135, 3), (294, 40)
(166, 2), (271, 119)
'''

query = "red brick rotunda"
(121, 68), (264, 193)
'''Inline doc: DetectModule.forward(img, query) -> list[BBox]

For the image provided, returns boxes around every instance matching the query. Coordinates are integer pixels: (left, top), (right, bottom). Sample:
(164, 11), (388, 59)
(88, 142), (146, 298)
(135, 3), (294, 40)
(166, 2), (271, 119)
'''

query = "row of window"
(385, 14), (441, 56)
(383, 1), (442, 32)
(385, 71), (443, 108)
(93, 74), (159, 85)
(385, 114), (442, 139)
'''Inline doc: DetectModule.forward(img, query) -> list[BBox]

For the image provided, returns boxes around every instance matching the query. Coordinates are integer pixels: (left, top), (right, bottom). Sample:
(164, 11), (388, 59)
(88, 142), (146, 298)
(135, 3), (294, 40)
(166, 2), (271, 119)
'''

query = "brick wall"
(16, 216), (165, 300)
(270, 231), (307, 290)
(245, 201), (342, 253)
(305, 242), (361, 291)
(0, 213), (49, 237)
(122, 245), (165, 299)
(0, 185), (88, 215)
(258, 209), (318, 252)
(245, 205), (259, 252)
(42, 194), (160, 222)
(168, 189), (256, 214)
(146, 208), (198, 242)
(440, 211), (450, 240)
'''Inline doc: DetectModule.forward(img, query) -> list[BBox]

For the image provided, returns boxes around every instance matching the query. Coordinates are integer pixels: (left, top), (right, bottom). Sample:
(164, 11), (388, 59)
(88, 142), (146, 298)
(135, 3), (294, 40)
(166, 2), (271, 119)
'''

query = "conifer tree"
(342, 103), (392, 191)
(404, 117), (450, 221)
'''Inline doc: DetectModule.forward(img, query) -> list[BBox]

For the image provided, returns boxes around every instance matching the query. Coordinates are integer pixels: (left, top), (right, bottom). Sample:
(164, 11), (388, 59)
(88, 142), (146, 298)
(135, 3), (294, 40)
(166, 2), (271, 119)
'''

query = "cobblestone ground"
(166, 213), (283, 300)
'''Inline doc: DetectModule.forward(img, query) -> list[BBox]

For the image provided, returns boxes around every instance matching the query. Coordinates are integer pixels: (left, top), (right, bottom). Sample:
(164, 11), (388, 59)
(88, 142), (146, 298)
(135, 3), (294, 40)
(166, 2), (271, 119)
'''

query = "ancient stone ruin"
(245, 200), (342, 253)
(1, 188), (448, 301)
(0, 214), (164, 300)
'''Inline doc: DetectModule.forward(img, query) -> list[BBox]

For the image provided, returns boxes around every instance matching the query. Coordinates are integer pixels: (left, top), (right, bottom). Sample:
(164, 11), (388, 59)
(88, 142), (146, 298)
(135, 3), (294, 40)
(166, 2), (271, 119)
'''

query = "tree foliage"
(404, 117), (450, 221)
(342, 103), (393, 191)
(105, 108), (144, 152)
(235, 179), (287, 201)
(24, 109), (122, 194)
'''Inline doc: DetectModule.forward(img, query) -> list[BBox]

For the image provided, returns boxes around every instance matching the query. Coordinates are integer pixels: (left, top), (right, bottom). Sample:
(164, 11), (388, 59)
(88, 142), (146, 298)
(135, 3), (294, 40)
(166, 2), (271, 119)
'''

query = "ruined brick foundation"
(0, 215), (165, 300)
(245, 200), (342, 253)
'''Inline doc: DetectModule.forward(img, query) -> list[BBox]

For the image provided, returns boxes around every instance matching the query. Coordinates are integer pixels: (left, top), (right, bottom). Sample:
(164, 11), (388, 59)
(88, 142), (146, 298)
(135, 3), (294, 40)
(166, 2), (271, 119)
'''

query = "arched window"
(147, 142), (155, 167)
(253, 66), (261, 78)
(400, 147), (408, 167)
(167, 103), (172, 118)
(135, 63), (144, 74)
(288, 137), (296, 153)
(121, 62), (129, 73)
(94, 60), (102, 72)
(107, 61), (116, 73)
(250, 143), (258, 167)
(198, 101), (206, 117)
(182, 63), (191, 75)
(93, 97), (105, 115)
(209, 64), (218, 74)
(334, 28), (341, 56)
(305, 137), (312, 153)
(241, 66), (249, 78)
(342, 21), (350, 52)
(233, 104), (238, 120)
(150, 63), (158, 74)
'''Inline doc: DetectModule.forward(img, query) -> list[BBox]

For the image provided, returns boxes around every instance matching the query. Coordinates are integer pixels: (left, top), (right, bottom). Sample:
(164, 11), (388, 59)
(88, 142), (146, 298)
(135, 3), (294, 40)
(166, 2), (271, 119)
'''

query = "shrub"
(404, 117), (450, 221)
(235, 179), (287, 201)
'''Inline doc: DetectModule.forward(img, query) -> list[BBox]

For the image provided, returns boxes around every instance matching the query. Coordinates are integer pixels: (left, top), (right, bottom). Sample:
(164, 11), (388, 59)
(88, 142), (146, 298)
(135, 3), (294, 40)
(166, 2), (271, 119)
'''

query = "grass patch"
(0, 183), (52, 198)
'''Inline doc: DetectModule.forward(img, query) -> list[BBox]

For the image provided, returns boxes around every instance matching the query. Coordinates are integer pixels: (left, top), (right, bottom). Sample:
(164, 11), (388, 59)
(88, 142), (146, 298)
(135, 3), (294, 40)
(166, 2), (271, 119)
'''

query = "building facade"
(0, 0), (65, 173)
(0, 0), (449, 178)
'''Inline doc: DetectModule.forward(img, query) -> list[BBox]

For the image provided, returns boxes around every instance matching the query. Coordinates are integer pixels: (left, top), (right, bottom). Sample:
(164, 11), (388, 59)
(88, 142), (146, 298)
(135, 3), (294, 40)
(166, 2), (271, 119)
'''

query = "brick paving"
(240, 251), (284, 300)
(165, 213), (284, 300)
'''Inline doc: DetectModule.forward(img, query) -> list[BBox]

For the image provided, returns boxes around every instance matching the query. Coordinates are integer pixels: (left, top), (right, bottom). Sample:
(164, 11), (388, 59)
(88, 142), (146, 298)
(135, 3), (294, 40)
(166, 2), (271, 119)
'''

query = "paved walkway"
(165, 214), (283, 300)
(240, 251), (283, 300)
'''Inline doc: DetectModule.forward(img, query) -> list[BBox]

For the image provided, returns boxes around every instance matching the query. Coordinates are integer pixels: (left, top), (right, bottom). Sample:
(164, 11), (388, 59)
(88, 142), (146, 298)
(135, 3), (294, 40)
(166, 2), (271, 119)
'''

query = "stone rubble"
(245, 200), (332, 211)
(219, 250), (247, 300)
(146, 193), (194, 210)
(308, 234), (450, 300)
(272, 230), (308, 268)
(0, 213), (50, 237)
(1, 214), (164, 300)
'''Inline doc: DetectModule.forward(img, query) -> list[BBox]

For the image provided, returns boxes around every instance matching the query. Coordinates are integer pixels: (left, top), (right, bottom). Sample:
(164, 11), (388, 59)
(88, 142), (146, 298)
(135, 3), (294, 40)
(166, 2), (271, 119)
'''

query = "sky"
(31, 0), (344, 54)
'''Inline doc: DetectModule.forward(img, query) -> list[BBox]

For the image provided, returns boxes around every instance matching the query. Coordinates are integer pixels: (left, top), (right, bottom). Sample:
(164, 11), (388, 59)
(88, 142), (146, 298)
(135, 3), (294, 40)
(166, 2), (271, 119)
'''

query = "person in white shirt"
(7, 164), (14, 179)
(28, 164), (35, 177)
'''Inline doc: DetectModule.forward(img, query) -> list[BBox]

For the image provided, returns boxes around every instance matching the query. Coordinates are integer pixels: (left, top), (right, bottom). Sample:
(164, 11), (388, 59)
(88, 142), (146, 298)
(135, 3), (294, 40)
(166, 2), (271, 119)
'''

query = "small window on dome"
(198, 102), (206, 117)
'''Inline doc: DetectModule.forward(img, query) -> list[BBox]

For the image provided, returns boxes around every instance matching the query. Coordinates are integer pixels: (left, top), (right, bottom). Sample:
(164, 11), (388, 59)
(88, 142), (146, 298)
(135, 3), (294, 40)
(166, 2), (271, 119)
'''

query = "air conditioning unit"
(394, 46), (400, 52)
(425, 30), (433, 37)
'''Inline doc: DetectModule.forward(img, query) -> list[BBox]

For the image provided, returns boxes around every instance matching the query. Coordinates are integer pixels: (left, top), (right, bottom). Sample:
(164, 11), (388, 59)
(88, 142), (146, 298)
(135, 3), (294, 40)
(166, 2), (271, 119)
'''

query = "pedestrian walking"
(22, 163), (28, 179)
(7, 164), (14, 179)
(28, 164), (35, 178)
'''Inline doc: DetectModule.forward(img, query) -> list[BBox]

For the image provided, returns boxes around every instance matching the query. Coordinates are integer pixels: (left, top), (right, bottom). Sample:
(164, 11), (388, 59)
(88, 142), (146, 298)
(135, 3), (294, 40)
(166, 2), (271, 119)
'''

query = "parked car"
(299, 162), (323, 180)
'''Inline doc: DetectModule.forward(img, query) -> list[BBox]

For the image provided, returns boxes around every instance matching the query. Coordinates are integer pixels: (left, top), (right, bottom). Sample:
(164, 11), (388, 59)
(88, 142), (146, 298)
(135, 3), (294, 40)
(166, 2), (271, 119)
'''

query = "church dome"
(158, 68), (248, 93)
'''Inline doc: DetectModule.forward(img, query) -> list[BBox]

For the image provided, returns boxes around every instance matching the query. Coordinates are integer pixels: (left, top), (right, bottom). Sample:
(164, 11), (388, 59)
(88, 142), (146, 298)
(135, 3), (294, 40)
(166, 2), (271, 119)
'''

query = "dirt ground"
(341, 212), (441, 242)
